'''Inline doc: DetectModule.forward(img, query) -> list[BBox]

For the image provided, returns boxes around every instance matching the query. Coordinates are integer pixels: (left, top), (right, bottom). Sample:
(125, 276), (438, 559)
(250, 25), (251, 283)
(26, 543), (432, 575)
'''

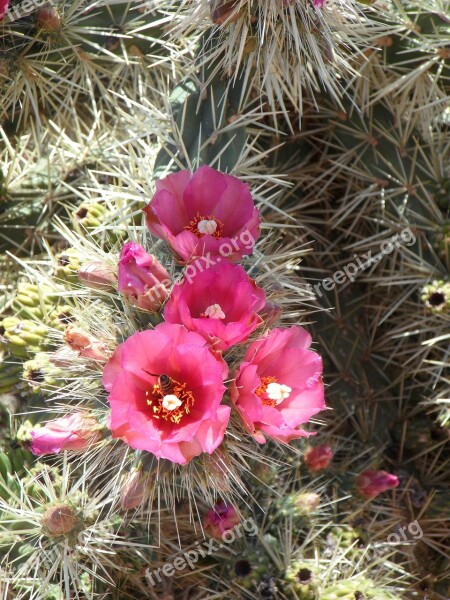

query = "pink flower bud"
(118, 242), (171, 312)
(78, 261), (117, 291)
(42, 504), (78, 536)
(356, 470), (399, 499)
(204, 502), (240, 540)
(120, 471), (147, 510)
(304, 445), (333, 472)
(64, 325), (110, 362)
(30, 413), (102, 455)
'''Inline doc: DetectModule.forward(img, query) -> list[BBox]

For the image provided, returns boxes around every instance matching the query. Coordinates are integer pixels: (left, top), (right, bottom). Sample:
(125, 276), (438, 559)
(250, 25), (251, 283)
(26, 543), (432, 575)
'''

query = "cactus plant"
(0, 0), (450, 597)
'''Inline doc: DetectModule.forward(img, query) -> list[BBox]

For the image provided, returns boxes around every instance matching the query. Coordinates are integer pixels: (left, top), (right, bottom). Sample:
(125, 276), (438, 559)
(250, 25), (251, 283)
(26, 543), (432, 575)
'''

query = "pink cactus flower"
(118, 241), (171, 311)
(164, 261), (266, 351)
(204, 502), (240, 539)
(0, 0), (9, 20)
(356, 470), (399, 499)
(102, 323), (230, 464)
(30, 413), (102, 456)
(143, 166), (261, 263)
(313, 0), (326, 7)
(304, 444), (333, 472)
(230, 326), (325, 443)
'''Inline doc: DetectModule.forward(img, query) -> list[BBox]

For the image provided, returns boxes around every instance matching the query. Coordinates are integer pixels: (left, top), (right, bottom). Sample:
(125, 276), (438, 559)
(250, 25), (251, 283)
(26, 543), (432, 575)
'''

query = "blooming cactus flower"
(164, 261), (266, 351)
(118, 241), (171, 311)
(144, 166), (261, 263)
(204, 502), (240, 539)
(30, 413), (102, 456)
(356, 470), (399, 499)
(304, 444), (333, 472)
(102, 323), (230, 464)
(0, 0), (9, 20)
(230, 326), (325, 443)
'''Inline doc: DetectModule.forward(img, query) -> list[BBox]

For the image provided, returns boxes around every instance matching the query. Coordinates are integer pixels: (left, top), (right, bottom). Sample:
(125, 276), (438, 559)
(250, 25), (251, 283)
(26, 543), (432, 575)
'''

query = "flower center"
(185, 214), (224, 239)
(146, 378), (194, 424)
(200, 303), (226, 319)
(254, 376), (292, 407)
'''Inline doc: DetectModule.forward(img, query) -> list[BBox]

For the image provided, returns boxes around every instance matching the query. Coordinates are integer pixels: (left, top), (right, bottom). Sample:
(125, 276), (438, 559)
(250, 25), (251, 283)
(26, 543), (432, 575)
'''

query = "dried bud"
(120, 470), (147, 510)
(42, 504), (77, 536)
(64, 325), (110, 362)
(78, 261), (117, 291)
(356, 470), (399, 499)
(210, 0), (241, 25)
(49, 346), (78, 368)
(304, 445), (333, 472)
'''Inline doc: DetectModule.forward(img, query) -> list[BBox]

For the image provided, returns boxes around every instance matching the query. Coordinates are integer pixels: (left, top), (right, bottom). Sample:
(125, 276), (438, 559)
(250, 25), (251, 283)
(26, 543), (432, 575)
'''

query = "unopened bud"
(356, 470), (399, 499)
(78, 261), (117, 291)
(304, 445), (333, 472)
(36, 6), (62, 33)
(120, 471), (147, 510)
(292, 492), (321, 515)
(42, 504), (77, 536)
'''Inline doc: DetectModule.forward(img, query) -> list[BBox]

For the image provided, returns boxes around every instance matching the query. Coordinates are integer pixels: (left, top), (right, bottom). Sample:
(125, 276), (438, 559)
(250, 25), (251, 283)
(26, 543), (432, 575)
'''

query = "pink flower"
(356, 470), (399, 499)
(102, 323), (230, 464)
(118, 241), (171, 311)
(304, 445), (333, 472)
(0, 0), (9, 20)
(204, 502), (240, 540)
(164, 261), (266, 351)
(313, 0), (326, 7)
(144, 166), (261, 263)
(30, 413), (102, 456)
(230, 327), (325, 443)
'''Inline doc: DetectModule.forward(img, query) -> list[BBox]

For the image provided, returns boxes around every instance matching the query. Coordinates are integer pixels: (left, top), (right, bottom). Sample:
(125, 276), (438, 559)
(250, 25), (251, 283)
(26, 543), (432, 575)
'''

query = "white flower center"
(203, 303), (226, 319)
(266, 382), (292, 403)
(197, 219), (218, 235)
(162, 394), (182, 411)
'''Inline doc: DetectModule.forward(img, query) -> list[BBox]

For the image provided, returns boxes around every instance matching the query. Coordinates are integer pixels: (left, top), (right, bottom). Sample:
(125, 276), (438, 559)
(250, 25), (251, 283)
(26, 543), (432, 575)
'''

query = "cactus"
(0, 0), (450, 597)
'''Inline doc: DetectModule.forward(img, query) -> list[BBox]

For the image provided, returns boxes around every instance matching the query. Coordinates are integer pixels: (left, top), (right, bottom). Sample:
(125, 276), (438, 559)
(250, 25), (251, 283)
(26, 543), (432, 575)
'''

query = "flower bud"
(292, 492), (321, 515)
(64, 325), (110, 362)
(118, 242), (171, 312)
(304, 445), (333, 472)
(204, 502), (240, 539)
(36, 6), (62, 33)
(356, 470), (399, 499)
(78, 261), (117, 291)
(42, 504), (77, 536)
(30, 413), (102, 455)
(120, 470), (147, 510)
